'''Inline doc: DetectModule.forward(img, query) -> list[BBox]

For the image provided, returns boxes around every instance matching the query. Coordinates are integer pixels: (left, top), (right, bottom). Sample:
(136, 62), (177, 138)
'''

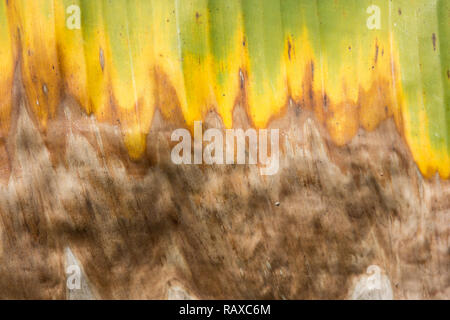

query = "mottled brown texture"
(0, 68), (448, 299)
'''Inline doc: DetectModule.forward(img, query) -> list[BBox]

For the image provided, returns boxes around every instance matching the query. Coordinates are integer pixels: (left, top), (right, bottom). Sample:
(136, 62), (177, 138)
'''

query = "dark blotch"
(374, 42), (379, 64)
(432, 33), (436, 51)
(287, 40), (292, 61)
(323, 94), (329, 111)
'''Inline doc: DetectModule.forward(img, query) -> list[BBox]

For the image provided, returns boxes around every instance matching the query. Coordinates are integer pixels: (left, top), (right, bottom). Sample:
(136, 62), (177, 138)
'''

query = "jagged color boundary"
(0, 0), (448, 178)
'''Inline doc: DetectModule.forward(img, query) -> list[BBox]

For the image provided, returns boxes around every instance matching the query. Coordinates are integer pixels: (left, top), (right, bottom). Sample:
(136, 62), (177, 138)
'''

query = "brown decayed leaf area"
(0, 48), (447, 298)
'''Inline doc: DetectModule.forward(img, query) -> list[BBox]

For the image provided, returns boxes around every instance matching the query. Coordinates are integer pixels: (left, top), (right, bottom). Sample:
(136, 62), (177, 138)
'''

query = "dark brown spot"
(398, 8), (402, 15)
(323, 94), (329, 111)
(432, 33), (437, 51)
(374, 42), (379, 64)
(287, 40), (292, 60)
(308, 86), (314, 107)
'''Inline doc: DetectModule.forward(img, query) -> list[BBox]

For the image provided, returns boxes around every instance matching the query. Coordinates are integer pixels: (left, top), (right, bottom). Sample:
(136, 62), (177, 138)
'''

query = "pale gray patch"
(168, 286), (195, 300)
(99, 48), (105, 72)
(65, 247), (96, 300)
(351, 265), (394, 300)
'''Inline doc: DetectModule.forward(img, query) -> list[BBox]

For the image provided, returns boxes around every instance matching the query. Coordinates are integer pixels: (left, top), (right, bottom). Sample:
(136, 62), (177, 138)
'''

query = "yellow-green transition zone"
(0, 0), (448, 178)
